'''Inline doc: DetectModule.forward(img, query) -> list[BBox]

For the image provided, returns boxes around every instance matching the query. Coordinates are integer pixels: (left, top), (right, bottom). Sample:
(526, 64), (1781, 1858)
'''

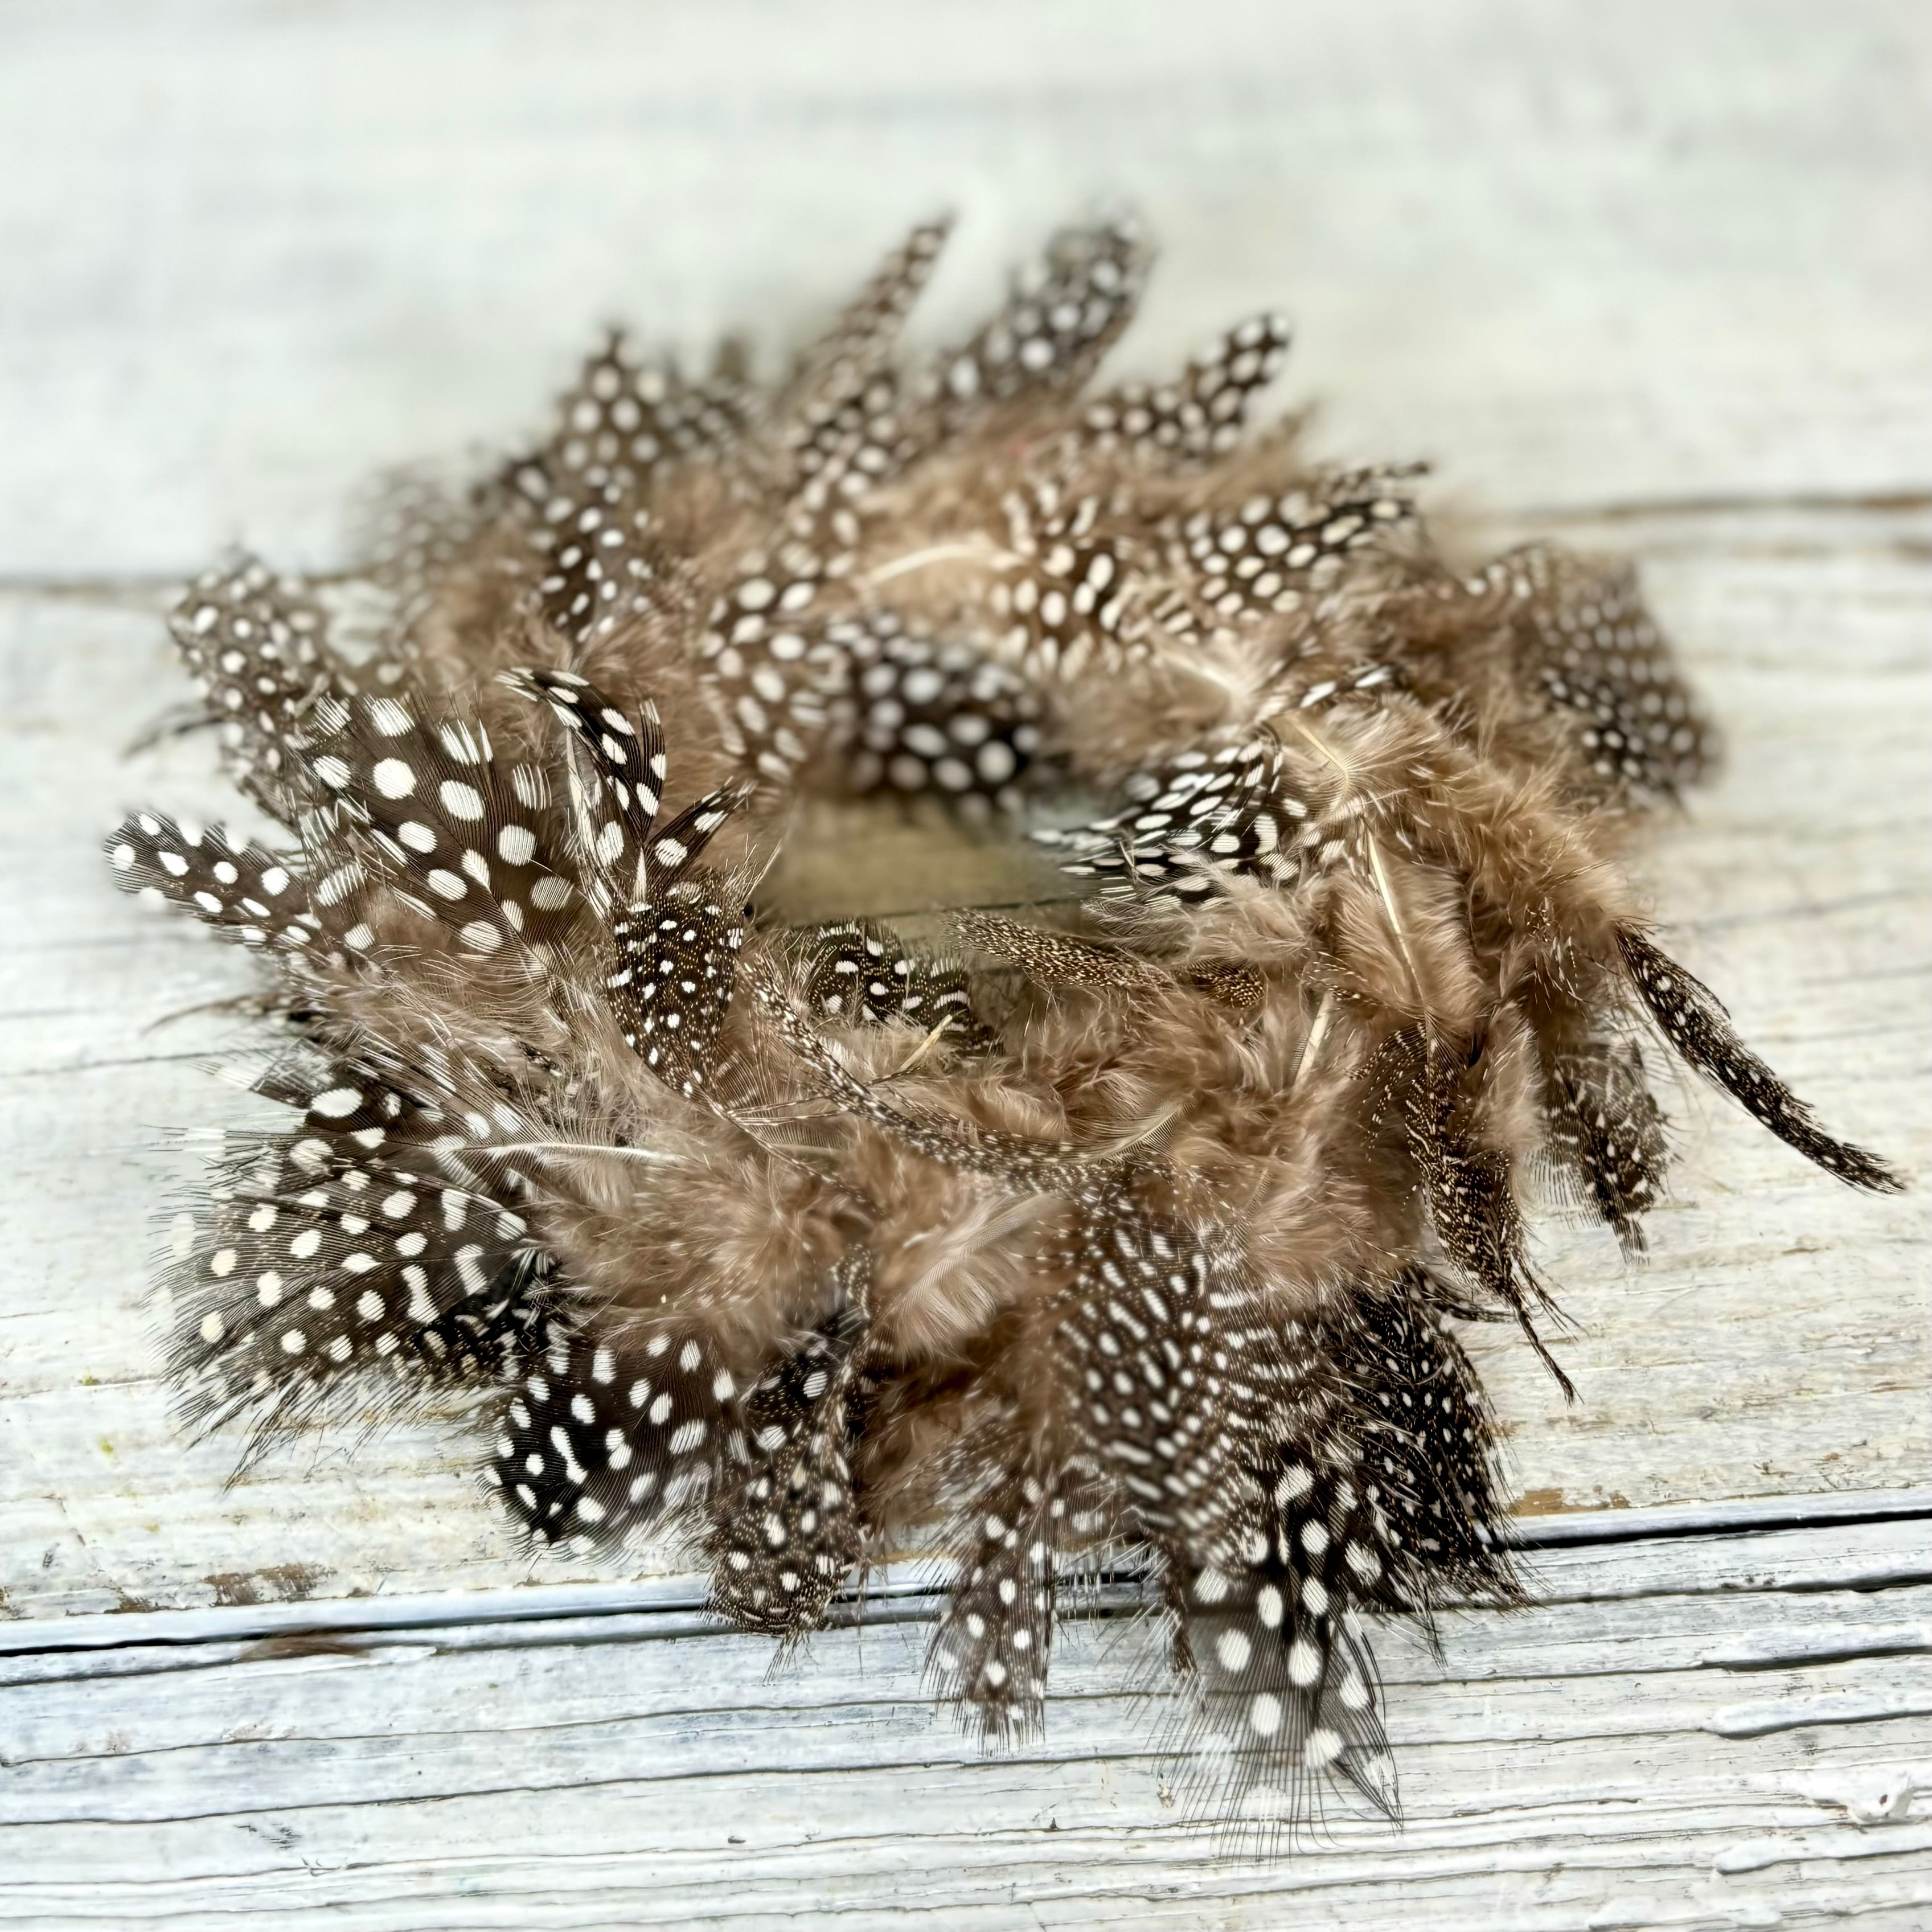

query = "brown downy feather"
(107, 214), (1901, 1844)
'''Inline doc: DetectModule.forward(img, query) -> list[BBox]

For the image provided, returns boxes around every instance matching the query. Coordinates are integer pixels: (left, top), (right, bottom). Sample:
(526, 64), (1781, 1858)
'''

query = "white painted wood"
(2, 3), (1929, 1919)
(2, 1523), (1930, 1928)
(3, 1), (1932, 577)
(3, 1486), (1929, 1666)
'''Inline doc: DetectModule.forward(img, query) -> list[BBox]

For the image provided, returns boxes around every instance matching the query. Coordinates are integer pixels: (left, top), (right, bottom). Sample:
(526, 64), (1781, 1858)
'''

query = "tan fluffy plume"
(105, 214), (1900, 1837)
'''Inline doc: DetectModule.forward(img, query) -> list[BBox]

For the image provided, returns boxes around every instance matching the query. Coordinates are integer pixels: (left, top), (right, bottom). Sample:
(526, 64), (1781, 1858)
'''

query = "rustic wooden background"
(2, 2), (1929, 1924)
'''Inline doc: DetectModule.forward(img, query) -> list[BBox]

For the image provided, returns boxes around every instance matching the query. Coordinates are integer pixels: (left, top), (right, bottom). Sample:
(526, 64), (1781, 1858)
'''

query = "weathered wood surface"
(4, 1519), (1932, 1927)
(6, 0), (1932, 580)
(2, 0), (1929, 1922)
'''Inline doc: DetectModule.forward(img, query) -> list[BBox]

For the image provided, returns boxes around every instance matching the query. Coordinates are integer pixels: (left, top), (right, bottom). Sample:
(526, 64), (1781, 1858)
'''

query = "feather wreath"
(108, 215), (1900, 1832)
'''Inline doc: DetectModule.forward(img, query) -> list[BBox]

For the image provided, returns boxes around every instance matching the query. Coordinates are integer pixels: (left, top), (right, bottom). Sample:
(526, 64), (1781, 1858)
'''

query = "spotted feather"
(166, 559), (358, 821)
(105, 813), (366, 969)
(1371, 1026), (1570, 1393)
(1050, 1176), (1398, 1819)
(934, 219), (1147, 415)
(489, 1315), (741, 1550)
(1324, 1271), (1521, 1607)
(1496, 546), (1714, 802)
(302, 692), (576, 955)
(799, 919), (991, 1052)
(1083, 313), (1293, 464)
(165, 1131), (549, 1454)
(707, 1271), (871, 1639)
(1544, 1036), (1671, 1253)
(928, 1458), (1067, 1742)
(1621, 930), (1901, 1192)
(827, 613), (1041, 817)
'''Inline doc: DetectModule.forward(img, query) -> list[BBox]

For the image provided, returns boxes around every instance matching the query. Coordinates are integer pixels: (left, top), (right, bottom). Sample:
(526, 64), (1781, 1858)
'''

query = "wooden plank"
(1, 1521), (1929, 1928)
(2, 1484), (1929, 1663)
(3, 1), (1932, 579)
(5, 1485), (1927, 1663)
(2, 7), (1929, 1917)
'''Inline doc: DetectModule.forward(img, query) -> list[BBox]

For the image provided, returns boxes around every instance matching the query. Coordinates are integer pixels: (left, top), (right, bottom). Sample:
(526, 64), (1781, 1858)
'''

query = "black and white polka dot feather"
(1050, 1181), (1407, 1818)
(167, 559), (356, 820)
(507, 332), (753, 651)
(1155, 472), (1417, 639)
(502, 667), (667, 906)
(933, 219), (1147, 416)
(490, 1318), (741, 1550)
(510, 667), (756, 1097)
(1621, 930), (1900, 1192)
(106, 813), (364, 970)
(1326, 1273), (1519, 1606)
(1372, 1028), (1570, 1390)
(302, 692), (577, 956)
(707, 1278), (871, 1639)
(1499, 547), (1714, 802)
(165, 1131), (549, 1451)
(606, 886), (747, 1098)
(927, 1460), (1067, 1742)
(827, 614), (1040, 817)
(1038, 736), (1331, 903)
(800, 920), (992, 1053)
(1544, 1038), (1671, 1253)
(1083, 313), (1293, 465)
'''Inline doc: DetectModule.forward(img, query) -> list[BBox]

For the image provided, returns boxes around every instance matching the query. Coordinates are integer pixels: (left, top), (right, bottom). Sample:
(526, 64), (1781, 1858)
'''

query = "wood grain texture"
(1, 1), (1928, 1921)
(3, 1), (1931, 577)
(3, 1521), (1931, 1928)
